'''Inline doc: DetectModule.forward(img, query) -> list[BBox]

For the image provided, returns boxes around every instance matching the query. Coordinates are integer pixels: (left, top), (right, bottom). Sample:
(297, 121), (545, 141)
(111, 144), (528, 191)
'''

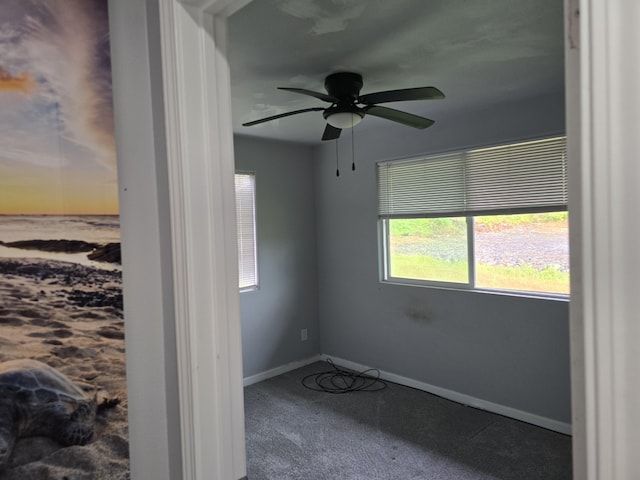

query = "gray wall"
(313, 93), (572, 424)
(234, 136), (320, 378)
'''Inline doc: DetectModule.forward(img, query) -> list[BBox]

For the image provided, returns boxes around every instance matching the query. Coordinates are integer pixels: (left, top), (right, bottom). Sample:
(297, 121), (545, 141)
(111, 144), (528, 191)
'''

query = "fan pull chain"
(335, 139), (340, 177)
(351, 125), (356, 171)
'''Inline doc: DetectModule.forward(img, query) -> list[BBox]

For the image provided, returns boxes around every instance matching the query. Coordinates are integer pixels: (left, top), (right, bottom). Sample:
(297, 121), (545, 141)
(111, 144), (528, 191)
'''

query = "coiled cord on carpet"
(301, 359), (387, 394)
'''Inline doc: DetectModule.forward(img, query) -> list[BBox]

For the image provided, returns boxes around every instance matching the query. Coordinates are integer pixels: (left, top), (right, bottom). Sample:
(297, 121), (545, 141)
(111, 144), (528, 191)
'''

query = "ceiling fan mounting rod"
(324, 72), (363, 100)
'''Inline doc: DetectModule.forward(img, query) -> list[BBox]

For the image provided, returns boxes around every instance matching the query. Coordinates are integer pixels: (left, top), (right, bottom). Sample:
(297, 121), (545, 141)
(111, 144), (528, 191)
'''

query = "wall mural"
(0, 1), (129, 478)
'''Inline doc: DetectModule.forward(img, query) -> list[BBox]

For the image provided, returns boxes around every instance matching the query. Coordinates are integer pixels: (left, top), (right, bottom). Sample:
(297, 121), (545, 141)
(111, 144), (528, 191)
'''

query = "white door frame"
(568, 0), (640, 479)
(156, 0), (248, 479)
(114, 0), (640, 478)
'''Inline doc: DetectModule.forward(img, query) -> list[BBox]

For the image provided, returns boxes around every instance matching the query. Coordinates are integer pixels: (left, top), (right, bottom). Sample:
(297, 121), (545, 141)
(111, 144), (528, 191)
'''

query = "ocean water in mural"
(0, 216), (120, 244)
(0, 1), (129, 478)
(0, 215), (121, 267)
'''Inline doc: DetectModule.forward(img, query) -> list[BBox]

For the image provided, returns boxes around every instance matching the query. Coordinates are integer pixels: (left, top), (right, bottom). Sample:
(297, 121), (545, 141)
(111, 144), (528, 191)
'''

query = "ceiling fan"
(242, 72), (445, 141)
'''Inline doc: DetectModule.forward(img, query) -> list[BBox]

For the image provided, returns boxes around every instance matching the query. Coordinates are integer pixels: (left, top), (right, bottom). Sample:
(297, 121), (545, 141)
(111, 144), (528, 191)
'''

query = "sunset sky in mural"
(0, 0), (117, 215)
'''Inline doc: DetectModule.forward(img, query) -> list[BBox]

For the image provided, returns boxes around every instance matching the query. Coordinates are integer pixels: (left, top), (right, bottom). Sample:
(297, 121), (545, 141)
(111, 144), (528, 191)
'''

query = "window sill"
(380, 278), (570, 302)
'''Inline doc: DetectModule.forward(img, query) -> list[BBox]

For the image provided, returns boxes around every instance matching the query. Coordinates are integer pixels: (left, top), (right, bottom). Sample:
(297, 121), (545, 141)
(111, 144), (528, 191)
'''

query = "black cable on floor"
(301, 359), (387, 394)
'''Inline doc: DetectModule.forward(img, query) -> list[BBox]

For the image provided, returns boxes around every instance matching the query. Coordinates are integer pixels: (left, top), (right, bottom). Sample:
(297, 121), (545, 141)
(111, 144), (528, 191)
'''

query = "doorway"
(111, 0), (640, 478)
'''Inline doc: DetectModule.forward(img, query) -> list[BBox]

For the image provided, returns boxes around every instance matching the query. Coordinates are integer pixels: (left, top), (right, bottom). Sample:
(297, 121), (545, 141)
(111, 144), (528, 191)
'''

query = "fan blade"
(365, 106), (435, 129)
(278, 87), (339, 103)
(359, 86), (444, 105)
(242, 107), (325, 126)
(321, 124), (342, 141)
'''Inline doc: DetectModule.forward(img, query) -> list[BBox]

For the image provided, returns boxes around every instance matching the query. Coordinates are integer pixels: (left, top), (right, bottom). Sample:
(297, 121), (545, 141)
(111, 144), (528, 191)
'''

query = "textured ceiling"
(228, 0), (564, 145)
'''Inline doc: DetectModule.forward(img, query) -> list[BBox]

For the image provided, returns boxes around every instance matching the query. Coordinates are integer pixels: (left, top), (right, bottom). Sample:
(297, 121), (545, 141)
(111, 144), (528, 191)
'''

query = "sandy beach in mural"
(0, 254), (129, 480)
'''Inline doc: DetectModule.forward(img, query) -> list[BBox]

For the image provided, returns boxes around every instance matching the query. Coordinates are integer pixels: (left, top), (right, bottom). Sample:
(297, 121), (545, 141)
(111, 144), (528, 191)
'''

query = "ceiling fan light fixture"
(326, 111), (364, 129)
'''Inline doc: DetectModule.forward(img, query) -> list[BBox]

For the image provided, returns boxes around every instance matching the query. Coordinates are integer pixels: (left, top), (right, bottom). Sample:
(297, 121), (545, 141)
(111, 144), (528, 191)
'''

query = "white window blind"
(377, 136), (567, 218)
(235, 173), (258, 290)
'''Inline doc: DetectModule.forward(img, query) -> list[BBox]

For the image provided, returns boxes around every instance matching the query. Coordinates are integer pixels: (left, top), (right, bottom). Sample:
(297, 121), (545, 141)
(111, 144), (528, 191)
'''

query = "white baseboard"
(320, 354), (572, 436)
(243, 355), (322, 387)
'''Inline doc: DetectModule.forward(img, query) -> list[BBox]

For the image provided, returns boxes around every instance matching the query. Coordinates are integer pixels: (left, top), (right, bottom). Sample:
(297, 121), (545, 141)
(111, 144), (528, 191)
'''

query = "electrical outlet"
(300, 328), (308, 342)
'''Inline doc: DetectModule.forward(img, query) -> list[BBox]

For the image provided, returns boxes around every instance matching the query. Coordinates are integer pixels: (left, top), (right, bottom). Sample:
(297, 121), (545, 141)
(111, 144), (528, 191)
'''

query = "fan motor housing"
(324, 72), (363, 101)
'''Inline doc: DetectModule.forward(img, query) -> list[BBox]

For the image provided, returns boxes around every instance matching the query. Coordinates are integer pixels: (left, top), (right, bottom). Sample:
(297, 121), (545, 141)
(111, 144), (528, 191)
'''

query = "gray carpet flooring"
(244, 361), (572, 480)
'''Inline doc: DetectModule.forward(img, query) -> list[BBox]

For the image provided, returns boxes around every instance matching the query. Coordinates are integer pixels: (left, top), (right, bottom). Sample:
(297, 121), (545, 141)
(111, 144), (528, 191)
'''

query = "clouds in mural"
(0, 0), (114, 171)
(0, 0), (118, 215)
(0, 66), (36, 93)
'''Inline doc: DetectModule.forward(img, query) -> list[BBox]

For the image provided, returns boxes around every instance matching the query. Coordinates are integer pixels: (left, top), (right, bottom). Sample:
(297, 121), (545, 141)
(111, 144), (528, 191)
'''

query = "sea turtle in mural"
(0, 359), (97, 468)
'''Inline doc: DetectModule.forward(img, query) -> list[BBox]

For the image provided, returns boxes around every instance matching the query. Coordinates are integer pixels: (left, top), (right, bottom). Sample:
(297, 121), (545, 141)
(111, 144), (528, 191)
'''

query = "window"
(235, 172), (258, 291)
(378, 137), (569, 296)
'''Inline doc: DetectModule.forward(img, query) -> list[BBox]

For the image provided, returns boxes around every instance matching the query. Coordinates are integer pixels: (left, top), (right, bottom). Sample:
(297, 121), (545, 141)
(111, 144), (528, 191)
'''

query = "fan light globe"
(326, 112), (363, 129)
